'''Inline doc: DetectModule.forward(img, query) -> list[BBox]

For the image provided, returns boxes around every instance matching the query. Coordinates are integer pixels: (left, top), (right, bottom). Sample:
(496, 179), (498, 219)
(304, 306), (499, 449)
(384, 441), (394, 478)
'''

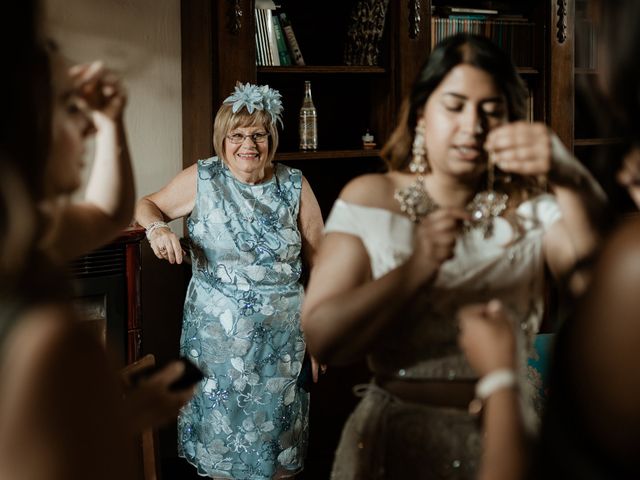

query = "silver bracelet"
(145, 221), (170, 240)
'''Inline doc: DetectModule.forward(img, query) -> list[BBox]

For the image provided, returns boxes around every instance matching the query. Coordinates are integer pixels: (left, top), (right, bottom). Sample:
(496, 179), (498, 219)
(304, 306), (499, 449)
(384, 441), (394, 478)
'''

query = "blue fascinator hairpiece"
(223, 83), (284, 127)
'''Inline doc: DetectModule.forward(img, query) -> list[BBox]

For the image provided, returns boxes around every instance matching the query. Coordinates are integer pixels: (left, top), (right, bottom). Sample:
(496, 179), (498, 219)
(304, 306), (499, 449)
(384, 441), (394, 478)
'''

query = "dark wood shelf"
(258, 65), (386, 75)
(574, 138), (623, 146)
(516, 67), (539, 75)
(275, 149), (381, 161)
(575, 67), (599, 75)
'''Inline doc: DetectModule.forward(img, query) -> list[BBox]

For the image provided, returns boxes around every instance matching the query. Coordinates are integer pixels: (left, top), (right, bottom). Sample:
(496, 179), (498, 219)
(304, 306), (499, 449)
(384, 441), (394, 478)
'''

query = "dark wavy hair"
(0, 1), (52, 275)
(382, 33), (528, 171)
(1, 1), (52, 201)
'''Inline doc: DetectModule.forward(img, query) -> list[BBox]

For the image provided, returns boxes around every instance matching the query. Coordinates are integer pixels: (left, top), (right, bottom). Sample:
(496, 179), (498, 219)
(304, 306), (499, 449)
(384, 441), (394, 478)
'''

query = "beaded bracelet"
(145, 221), (170, 240)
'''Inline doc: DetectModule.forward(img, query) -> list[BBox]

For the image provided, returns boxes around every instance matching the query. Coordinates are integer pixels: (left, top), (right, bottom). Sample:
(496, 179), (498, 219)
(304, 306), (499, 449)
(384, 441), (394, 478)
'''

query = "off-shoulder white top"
(324, 194), (562, 381)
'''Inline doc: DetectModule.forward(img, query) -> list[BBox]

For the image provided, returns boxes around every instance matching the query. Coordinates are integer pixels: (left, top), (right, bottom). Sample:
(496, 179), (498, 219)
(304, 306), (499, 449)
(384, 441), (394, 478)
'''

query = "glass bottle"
(299, 80), (318, 150)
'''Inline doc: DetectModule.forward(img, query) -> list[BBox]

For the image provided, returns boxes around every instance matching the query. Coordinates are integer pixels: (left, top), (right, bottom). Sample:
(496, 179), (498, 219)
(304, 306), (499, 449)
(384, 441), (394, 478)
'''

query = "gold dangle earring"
(394, 120), (437, 222)
(408, 120), (429, 175)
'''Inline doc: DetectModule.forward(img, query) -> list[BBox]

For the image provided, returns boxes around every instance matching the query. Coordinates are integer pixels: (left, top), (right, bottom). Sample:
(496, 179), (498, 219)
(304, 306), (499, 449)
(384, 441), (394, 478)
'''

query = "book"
(430, 15), (535, 67)
(255, 9), (273, 65)
(254, 1), (280, 66)
(450, 7), (498, 15)
(526, 88), (534, 123)
(279, 12), (305, 66)
(264, 9), (280, 66)
(272, 15), (292, 66)
(254, 9), (268, 66)
(448, 14), (488, 20)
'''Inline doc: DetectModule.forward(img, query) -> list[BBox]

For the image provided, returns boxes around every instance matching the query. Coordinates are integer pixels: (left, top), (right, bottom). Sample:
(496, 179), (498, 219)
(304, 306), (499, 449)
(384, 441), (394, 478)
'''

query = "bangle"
(145, 221), (169, 240)
(469, 369), (517, 415)
(475, 368), (517, 400)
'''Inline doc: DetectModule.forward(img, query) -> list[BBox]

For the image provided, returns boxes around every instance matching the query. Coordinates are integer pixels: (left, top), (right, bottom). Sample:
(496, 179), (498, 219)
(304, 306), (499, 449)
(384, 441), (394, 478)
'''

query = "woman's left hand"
(484, 121), (552, 177)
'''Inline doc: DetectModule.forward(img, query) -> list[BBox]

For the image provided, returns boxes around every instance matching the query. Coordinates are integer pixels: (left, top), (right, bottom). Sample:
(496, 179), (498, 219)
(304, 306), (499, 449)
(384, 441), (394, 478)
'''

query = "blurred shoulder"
(339, 172), (402, 211)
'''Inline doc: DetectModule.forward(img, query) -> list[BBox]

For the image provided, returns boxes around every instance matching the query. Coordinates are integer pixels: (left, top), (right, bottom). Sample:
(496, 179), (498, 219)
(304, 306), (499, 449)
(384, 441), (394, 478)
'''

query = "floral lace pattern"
(178, 157), (308, 479)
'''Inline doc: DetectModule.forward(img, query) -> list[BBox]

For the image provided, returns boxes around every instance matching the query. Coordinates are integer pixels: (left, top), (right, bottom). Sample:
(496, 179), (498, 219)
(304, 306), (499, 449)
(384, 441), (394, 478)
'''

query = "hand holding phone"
(130, 357), (204, 392)
(122, 355), (201, 432)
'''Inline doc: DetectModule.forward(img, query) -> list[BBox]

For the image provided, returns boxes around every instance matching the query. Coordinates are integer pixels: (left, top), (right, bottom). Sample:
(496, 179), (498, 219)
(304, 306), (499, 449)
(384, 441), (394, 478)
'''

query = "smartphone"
(131, 357), (204, 392)
(296, 354), (313, 392)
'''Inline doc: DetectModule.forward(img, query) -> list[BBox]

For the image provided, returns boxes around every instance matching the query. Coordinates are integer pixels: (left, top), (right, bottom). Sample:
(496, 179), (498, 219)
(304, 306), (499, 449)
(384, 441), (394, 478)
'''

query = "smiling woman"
(135, 83), (324, 479)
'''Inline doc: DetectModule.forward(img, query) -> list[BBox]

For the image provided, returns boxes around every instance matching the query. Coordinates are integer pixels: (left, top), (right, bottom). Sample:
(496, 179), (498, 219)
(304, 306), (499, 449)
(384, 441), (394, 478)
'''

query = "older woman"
(136, 83), (323, 479)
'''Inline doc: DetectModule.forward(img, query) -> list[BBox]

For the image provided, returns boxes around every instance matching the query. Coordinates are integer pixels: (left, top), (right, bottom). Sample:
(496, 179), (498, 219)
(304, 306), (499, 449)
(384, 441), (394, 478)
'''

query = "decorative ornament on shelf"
(344, 0), (391, 66)
(362, 130), (376, 149)
(225, 0), (242, 35)
(223, 82), (284, 127)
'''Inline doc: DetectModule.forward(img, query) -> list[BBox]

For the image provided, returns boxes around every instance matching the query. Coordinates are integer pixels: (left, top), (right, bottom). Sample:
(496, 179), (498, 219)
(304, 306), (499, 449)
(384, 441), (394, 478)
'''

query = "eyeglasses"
(226, 132), (271, 144)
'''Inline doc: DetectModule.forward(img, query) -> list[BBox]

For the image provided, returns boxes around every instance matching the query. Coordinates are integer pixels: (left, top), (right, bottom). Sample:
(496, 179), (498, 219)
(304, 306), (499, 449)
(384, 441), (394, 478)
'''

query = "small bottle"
(299, 81), (317, 150)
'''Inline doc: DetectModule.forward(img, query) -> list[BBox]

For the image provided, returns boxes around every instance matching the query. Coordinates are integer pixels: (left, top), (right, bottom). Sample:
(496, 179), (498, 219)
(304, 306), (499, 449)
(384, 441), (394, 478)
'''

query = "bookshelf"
(429, 1), (548, 124)
(180, 0), (565, 218)
(549, 0), (639, 213)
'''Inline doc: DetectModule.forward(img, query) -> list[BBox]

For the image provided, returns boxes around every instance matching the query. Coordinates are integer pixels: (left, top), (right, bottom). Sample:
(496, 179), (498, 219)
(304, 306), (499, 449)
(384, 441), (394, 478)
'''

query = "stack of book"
(430, 6), (535, 68)
(255, 1), (304, 67)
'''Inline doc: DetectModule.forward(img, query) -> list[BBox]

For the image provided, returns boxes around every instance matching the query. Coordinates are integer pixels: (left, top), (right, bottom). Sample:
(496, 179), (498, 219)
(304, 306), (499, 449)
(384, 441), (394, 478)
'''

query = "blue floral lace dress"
(178, 157), (309, 479)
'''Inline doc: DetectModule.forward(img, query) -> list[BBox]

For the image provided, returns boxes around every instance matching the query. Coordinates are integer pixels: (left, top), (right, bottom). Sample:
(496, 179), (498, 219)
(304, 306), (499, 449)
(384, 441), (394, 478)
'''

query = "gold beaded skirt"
(331, 382), (482, 480)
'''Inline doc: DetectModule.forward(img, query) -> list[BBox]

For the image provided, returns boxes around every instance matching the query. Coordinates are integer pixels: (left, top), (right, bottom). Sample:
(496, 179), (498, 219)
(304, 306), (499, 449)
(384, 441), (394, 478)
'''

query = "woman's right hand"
(148, 227), (184, 264)
(69, 61), (127, 125)
(410, 207), (468, 280)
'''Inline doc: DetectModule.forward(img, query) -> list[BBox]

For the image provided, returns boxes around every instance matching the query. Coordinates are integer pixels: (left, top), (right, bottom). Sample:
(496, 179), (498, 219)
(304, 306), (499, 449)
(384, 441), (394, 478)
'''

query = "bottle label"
(299, 111), (317, 150)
